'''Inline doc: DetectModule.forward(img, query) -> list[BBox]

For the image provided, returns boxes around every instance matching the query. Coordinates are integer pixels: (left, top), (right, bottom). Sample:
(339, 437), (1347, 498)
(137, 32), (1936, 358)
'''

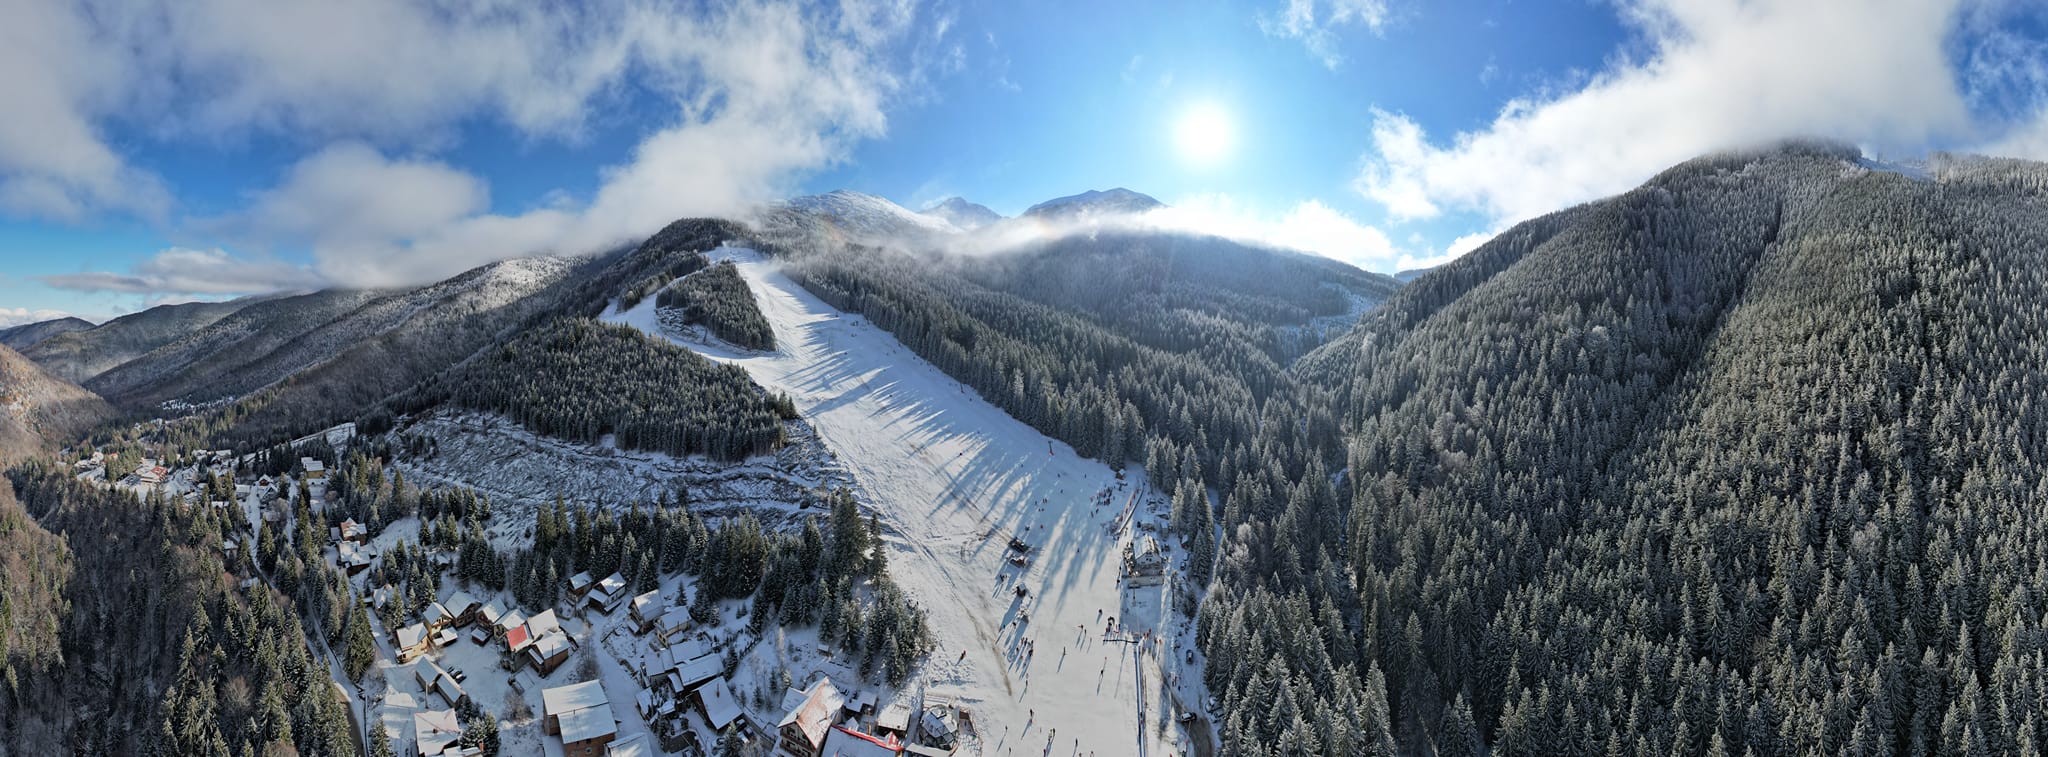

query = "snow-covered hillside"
(1021, 188), (1163, 219)
(921, 197), (1003, 230)
(782, 190), (961, 238)
(605, 248), (1204, 757)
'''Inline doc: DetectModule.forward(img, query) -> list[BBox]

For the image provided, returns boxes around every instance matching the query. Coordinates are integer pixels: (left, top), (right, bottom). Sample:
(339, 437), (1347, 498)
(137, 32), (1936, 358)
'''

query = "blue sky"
(2, 0), (2046, 325)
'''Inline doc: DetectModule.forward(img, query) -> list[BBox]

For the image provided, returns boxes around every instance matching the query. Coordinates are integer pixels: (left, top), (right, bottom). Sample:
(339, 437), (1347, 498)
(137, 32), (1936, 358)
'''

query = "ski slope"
(605, 247), (1188, 757)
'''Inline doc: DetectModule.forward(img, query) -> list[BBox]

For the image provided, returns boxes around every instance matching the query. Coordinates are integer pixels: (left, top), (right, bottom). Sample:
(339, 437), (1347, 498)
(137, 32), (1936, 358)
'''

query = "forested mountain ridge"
(0, 344), (112, 467)
(1200, 141), (2048, 755)
(0, 317), (94, 352)
(21, 297), (269, 384)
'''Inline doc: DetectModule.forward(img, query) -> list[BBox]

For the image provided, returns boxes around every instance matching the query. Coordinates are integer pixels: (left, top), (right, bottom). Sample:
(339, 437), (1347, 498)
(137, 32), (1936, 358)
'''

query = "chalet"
(431, 671), (468, 708)
(338, 542), (374, 575)
(476, 599), (507, 630)
(421, 602), (454, 630)
(628, 590), (663, 632)
(372, 586), (394, 610)
(301, 457), (326, 479)
(668, 653), (723, 694)
(528, 632), (574, 675)
(337, 518), (368, 543)
(136, 463), (168, 487)
(606, 735), (654, 757)
(444, 591), (481, 627)
(586, 573), (629, 614)
(1123, 534), (1167, 586)
(432, 626), (459, 648)
(396, 623), (431, 663)
(567, 571), (596, 599)
(413, 708), (463, 756)
(497, 609), (528, 642)
(654, 607), (694, 646)
(543, 680), (618, 756)
(776, 677), (846, 757)
(528, 609), (563, 638)
(697, 677), (743, 731)
(818, 726), (903, 757)
(505, 624), (536, 657)
(409, 659), (449, 690)
(875, 703), (912, 739)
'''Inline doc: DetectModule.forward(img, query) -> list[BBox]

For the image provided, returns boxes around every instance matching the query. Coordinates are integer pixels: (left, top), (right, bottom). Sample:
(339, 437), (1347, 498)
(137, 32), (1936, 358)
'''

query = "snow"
(603, 247), (1201, 756)
(782, 190), (962, 237)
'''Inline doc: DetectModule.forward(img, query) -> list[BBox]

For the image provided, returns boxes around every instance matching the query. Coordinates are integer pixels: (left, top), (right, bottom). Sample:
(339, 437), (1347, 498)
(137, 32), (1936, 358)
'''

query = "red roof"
(506, 625), (532, 651)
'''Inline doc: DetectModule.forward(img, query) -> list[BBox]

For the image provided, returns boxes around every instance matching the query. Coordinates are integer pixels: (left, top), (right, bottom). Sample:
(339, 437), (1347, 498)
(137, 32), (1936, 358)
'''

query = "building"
(586, 573), (629, 614)
(698, 677), (743, 731)
(528, 609), (562, 638)
(628, 590), (663, 633)
(301, 457), (326, 479)
(818, 726), (903, 757)
(567, 571), (596, 599)
(505, 624), (536, 658)
(413, 708), (463, 756)
(528, 631), (574, 675)
(431, 672), (467, 708)
(396, 623), (431, 663)
(422, 602), (454, 630)
(338, 541), (374, 575)
(875, 703), (912, 739)
(776, 677), (846, 757)
(606, 735), (654, 757)
(338, 518), (368, 542)
(476, 599), (507, 631)
(444, 591), (481, 627)
(1123, 534), (1167, 586)
(495, 609), (526, 639)
(543, 680), (618, 756)
(654, 607), (694, 646)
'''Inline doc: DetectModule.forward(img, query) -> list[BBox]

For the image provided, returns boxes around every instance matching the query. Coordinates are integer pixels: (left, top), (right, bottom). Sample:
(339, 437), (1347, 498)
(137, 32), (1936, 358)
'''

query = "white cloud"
(24, 0), (929, 291)
(1261, 0), (1390, 68)
(959, 194), (1411, 272)
(0, 0), (930, 241)
(0, 307), (85, 328)
(42, 247), (324, 295)
(1356, 0), (1985, 227)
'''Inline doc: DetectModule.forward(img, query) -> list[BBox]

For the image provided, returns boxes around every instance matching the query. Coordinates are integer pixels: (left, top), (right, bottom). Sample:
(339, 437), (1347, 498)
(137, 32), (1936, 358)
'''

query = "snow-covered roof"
(422, 602), (451, 625)
(667, 639), (710, 664)
(606, 735), (653, 757)
(506, 625), (533, 652)
(413, 709), (462, 755)
(673, 654), (722, 691)
(477, 600), (506, 626)
(877, 702), (912, 732)
(496, 609), (526, 631)
(528, 631), (572, 661)
(777, 677), (845, 748)
(527, 609), (560, 637)
(819, 725), (902, 757)
(568, 571), (594, 590)
(556, 703), (617, 745)
(444, 591), (478, 615)
(596, 572), (626, 594)
(630, 590), (661, 616)
(656, 606), (691, 633)
(396, 623), (427, 649)
(698, 677), (741, 730)
(542, 679), (609, 716)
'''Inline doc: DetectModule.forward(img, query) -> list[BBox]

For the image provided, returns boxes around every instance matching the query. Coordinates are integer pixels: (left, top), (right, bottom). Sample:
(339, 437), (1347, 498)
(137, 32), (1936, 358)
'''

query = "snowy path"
(605, 248), (1180, 757)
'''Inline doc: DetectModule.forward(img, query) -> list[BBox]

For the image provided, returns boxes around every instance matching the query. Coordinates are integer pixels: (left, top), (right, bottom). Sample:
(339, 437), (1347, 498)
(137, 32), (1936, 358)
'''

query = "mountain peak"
(921, 197), (1003, 230)
(1022, 188), (1163, 219)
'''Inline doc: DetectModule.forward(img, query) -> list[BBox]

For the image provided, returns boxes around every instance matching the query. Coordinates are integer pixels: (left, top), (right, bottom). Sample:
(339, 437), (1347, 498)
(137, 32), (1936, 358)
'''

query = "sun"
(1173, 101), (1236, 168)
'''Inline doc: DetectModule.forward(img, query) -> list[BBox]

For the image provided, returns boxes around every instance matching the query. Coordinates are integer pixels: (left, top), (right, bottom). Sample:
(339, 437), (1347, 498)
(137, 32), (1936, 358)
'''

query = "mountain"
(0, 317), (94, 352)
(921, 196), (1002, 230)
(1020, 187), (1163, 218)
(763, 189), (960, 243)
(83, 288), (391, 409)
(0, 343), (111, 466)
(20, 297), (267, 383)
(1391, 267), (1433, 283)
